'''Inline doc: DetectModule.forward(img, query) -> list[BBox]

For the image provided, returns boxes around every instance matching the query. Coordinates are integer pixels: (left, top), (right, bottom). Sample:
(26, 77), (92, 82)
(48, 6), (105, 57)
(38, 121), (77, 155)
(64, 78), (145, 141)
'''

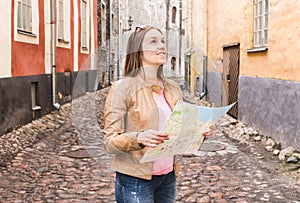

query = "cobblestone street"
(0, 89), (300, 203)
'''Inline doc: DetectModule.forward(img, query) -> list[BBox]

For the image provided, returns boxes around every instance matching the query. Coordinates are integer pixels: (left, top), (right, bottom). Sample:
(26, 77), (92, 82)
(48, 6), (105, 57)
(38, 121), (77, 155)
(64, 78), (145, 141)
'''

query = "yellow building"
(186, 0), (300, 149)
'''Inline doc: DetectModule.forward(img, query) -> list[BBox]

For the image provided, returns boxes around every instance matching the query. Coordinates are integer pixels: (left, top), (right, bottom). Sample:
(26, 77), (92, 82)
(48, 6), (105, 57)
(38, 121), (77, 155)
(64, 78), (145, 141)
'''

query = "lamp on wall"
(122, 16), (133, 33)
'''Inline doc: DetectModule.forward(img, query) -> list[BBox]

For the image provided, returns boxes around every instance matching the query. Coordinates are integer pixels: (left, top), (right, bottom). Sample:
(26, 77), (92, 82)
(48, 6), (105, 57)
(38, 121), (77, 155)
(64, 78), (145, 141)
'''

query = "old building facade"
(117, 0), (187, 83)
(186, 0), (300, 149)
(0, 0), (98, 135)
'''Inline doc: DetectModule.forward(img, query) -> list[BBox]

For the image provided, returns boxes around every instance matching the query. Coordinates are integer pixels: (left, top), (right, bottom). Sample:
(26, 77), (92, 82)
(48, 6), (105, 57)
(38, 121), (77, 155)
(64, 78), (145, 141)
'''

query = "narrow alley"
(0, 88), (299, 203)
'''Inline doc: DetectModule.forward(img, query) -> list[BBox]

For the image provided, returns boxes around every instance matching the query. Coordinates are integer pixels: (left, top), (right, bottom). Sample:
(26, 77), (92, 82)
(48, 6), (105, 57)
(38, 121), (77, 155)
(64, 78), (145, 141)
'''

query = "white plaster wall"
(90, 0), (95, 70)
(0, 1), (12, 78)
(74, 1), (79, 71)
(44, 0), (51, 74)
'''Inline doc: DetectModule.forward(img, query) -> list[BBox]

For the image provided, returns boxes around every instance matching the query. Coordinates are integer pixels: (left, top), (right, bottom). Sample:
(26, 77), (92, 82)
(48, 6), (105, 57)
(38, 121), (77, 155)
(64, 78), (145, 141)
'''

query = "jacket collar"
(135, 71), (170, 93)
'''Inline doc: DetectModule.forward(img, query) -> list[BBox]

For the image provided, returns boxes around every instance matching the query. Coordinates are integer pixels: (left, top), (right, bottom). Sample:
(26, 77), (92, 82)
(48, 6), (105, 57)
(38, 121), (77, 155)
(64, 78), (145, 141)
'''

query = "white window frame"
(254, 0), (269, 47)
(17, 0), (32, 32)
(81, 0), (89, 52)
(14, 0), (39, 44)
(58, 0), (64, 40)
(57, 0), (71, 48)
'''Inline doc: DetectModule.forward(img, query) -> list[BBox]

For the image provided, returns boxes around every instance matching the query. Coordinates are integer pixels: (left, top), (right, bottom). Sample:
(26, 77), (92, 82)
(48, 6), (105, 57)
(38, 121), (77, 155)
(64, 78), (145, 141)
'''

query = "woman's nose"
(158, 42), (166, 50)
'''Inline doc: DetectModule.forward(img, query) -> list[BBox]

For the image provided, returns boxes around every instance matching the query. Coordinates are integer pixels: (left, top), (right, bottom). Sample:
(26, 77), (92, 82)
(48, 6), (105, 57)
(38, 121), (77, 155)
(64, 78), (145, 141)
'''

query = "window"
(17, 0), (32, 32)
(58, 0), (64, 40)
(171, 6), (177, 23)
(56, 0), (70, 46)
(101, 2), (106, 47)
(81, 0), (88, 49)
(171, 57), (176, 76)
(171, 57), (176, 71)
(254, 0), (269, 47)
(111, 13), (115, 37)
(31, 82), (41, 110)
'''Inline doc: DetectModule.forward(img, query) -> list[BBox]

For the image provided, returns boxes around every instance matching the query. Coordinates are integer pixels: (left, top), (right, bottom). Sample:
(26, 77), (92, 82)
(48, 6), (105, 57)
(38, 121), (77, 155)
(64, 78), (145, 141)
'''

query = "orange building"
(186, 0), (300, 149)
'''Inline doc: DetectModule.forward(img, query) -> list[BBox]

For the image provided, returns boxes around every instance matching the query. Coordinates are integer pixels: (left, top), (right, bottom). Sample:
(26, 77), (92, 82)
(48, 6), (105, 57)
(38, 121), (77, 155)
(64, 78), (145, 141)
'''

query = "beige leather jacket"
(103, 73), (182, 180)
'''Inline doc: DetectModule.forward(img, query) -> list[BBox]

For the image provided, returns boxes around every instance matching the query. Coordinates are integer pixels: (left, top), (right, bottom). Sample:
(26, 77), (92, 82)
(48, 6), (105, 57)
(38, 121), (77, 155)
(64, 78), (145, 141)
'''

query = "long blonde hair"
(124, 26), (165, 80)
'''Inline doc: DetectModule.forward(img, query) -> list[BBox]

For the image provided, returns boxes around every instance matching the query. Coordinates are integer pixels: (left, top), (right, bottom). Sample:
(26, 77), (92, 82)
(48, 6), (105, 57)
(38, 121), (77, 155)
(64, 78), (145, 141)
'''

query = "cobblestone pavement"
(0, 90), (300, 203)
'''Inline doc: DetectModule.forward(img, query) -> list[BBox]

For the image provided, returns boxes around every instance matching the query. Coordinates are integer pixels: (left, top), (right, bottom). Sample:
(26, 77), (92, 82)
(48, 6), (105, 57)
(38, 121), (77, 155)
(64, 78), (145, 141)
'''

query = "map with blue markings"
(140, 101), (236, 163)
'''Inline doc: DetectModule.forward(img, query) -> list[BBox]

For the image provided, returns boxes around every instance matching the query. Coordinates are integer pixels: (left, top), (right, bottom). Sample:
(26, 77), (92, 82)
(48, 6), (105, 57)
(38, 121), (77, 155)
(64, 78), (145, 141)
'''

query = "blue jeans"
(115, 171), (176, 203)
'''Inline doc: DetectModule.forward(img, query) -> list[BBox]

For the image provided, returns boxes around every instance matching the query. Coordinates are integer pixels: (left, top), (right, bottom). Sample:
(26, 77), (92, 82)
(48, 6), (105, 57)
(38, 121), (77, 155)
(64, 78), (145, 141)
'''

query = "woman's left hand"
(202, 124), (215, 138)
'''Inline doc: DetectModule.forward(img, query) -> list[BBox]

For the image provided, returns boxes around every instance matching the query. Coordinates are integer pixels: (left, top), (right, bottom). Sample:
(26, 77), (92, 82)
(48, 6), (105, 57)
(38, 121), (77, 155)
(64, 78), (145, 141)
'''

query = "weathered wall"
(0, 75), (51, 135)
(0, 70), (97, 135)
(206, 0), (247, 72)
(202, 0), (300, 148)
(207, 72), (222, 107)
(243, 0), (300, 82)
(206, 0), (300, 82)
(239, 76), (300, 149)
(189, 0), (206, 93)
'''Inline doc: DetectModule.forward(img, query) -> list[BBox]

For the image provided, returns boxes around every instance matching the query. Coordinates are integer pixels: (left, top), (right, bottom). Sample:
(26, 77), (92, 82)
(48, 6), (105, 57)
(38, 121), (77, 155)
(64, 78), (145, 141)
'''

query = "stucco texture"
(239, 76), (300, 149)
(206, 0), (300, 82)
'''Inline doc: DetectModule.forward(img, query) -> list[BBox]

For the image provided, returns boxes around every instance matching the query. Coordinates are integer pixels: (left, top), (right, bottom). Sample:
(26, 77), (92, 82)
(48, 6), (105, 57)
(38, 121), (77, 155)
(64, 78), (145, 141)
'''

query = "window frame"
(17, 0), (33, 33)
(56, 0), (70, 47)
(253, 0), (269, 48)
(81, 0), (88, 50)
(58, 0), (64, 40)
(171, 6), (177, 24)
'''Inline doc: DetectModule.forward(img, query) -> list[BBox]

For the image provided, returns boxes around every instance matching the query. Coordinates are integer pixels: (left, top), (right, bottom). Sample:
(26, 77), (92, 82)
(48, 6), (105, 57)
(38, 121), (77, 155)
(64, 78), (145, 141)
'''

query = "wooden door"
(222, 45), (240, 118)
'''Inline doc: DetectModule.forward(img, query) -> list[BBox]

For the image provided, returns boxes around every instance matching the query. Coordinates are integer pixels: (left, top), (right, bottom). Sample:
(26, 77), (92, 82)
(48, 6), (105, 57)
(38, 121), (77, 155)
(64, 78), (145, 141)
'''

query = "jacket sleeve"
(103, 81), (143, 154)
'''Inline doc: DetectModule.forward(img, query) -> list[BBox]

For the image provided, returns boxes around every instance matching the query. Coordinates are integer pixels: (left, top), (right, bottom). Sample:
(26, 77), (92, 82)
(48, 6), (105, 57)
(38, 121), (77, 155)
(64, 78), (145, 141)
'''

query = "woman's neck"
(142, 66), (161, 84)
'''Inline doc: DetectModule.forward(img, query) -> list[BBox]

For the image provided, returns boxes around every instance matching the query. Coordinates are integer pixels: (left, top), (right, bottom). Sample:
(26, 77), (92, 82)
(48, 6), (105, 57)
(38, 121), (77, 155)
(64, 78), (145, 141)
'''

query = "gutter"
(50, 0), (60, 110)
(200, 0), (208, 99)
(200, 55), (207, 99)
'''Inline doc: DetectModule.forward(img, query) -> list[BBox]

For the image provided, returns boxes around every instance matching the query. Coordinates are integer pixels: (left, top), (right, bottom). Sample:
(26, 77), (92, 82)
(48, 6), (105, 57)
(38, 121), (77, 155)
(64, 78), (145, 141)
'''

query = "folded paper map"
(140, 101), (236, 163)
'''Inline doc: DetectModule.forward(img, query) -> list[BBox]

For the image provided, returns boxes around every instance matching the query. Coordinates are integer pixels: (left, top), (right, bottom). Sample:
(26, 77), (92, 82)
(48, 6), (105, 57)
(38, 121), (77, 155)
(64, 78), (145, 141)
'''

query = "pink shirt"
(152, 90), (174, 175)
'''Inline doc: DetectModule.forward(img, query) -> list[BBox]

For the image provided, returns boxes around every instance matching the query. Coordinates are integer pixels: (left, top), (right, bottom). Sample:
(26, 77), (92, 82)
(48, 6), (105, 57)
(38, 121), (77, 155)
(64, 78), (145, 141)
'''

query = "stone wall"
(0, 70), (97, 136)
(238, 76), (300, 149)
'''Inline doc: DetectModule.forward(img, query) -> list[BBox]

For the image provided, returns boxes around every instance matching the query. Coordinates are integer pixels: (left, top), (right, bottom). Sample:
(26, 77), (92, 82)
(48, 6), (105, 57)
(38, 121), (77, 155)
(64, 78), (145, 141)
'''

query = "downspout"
(200, 0), (208, 99)
(179, 0), (182, 76)
(117, 0), (120, 79)
(50, 0), (60, 110)
(108, 0), (112, 84)
(166, 0), (170, 54)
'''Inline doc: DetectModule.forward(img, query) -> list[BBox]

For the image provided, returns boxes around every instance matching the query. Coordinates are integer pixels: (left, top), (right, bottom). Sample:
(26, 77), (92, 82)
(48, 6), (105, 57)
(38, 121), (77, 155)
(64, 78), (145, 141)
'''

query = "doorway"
(222, 44), (240, 118)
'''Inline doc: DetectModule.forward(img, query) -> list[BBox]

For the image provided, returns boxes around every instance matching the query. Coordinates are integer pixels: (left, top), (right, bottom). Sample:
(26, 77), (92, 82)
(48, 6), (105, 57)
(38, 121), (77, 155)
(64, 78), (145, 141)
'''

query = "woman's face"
(141, 29), (167, 68)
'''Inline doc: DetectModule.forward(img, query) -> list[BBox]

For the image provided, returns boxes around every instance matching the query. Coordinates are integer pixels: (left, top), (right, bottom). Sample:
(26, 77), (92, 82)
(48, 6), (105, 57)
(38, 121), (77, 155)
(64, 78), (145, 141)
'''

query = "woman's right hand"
(137, 129), (169, 148)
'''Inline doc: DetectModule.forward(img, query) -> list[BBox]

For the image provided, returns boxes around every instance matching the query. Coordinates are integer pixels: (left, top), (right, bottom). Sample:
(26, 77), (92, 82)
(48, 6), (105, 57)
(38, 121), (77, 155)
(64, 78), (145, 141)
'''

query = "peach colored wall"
(188, 0), (206, 92)
(206, 0), (300, 82)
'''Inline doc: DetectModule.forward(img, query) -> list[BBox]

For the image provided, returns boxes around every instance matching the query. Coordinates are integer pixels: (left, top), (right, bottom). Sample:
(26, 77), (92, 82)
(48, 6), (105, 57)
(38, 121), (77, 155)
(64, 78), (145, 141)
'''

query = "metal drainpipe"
(200, 0), (208, 100)
(50, 0), (60, 110)
(117, 0), (121, 80)
(179, 0), (182, 76)
(200, 55), (207, 99)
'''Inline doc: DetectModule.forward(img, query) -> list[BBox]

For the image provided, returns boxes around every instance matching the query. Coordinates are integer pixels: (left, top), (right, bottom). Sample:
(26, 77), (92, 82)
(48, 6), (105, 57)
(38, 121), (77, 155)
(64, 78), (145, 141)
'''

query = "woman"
(103, 26), (215, 203)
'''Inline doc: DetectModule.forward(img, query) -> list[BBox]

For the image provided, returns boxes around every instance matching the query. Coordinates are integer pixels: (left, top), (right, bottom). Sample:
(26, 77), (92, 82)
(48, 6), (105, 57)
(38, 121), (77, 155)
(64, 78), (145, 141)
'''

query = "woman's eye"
(150, 39), (157, 44)
(161, 40), (165, 44)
